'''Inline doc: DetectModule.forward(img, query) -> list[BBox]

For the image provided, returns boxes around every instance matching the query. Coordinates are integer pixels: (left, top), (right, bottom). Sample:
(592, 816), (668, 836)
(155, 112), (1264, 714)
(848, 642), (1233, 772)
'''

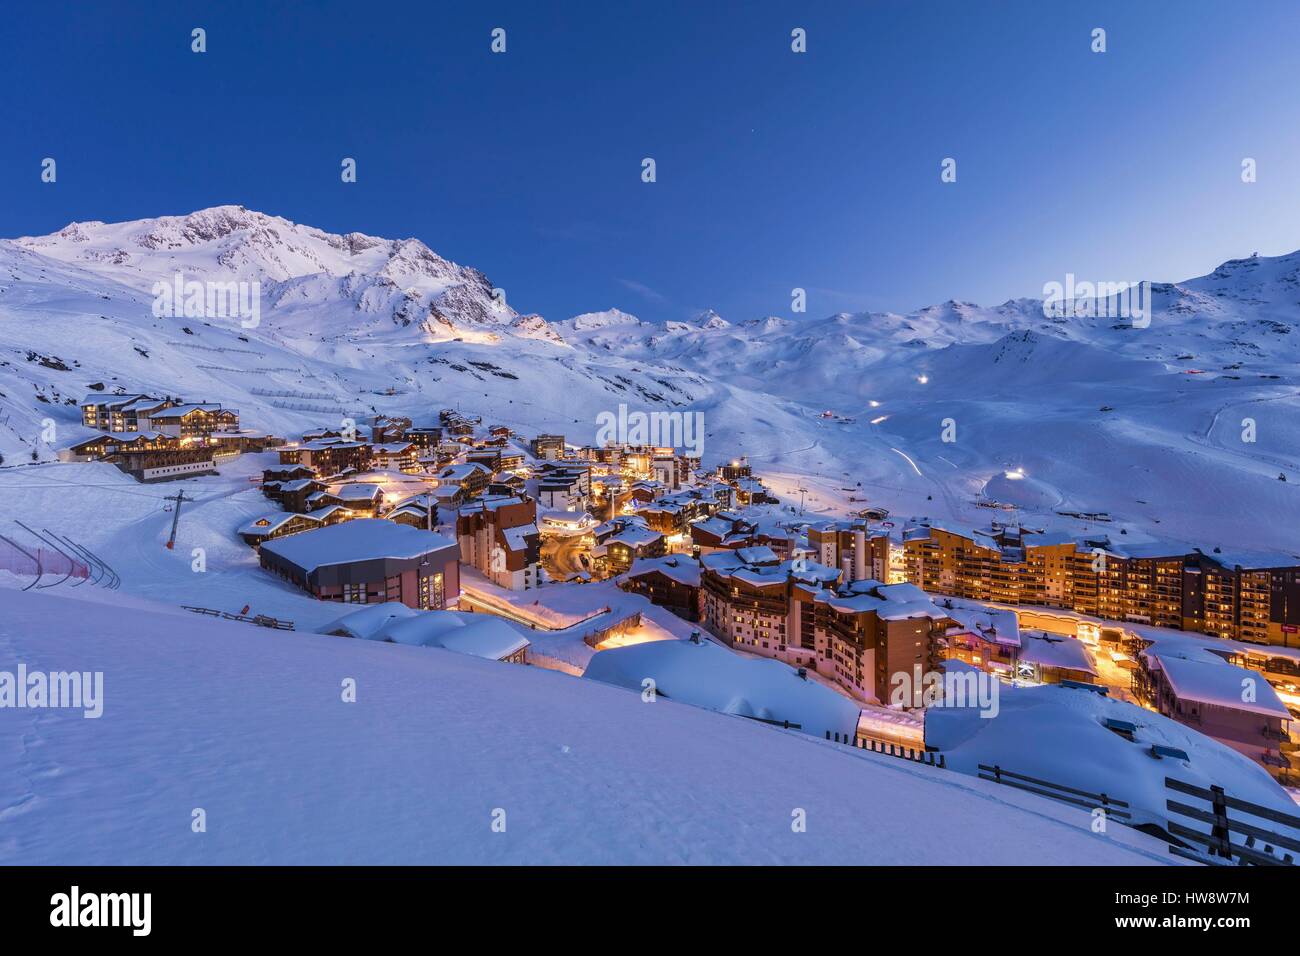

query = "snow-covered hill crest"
(2, 206), (1298, 554)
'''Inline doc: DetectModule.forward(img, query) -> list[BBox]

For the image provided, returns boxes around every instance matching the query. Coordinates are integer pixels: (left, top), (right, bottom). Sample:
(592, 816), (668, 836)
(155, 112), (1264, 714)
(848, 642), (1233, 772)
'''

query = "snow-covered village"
(1, 2), (1298, 929)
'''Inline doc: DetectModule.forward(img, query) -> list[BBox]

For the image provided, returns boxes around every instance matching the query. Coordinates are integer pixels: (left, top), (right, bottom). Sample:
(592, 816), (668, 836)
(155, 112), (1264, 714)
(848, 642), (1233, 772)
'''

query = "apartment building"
(806, 520), (892, 584)
(278, 438), (372, 475)
(531, 434), (566, 460)
(902, 521), (1300, 647)
(698, 549), (950, 704)
(456, 494), (542, 590)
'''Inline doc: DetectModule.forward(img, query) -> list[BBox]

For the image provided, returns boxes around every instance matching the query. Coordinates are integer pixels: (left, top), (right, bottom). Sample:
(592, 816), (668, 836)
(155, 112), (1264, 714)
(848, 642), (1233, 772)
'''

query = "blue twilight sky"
(1, 0), (1298, 323)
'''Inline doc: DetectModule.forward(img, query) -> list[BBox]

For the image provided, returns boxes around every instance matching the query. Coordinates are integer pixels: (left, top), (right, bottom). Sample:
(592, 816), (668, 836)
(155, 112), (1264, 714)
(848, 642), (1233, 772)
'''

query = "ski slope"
(0, 587), (1179, 865)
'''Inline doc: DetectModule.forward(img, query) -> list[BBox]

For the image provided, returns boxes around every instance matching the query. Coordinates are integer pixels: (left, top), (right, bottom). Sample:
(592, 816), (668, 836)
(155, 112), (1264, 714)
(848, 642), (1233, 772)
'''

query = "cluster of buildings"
(902, 521), (1300, 648)
(698, 548), (950, 703)
(243, 412), (549, 604)
(66, 391), (276, 481)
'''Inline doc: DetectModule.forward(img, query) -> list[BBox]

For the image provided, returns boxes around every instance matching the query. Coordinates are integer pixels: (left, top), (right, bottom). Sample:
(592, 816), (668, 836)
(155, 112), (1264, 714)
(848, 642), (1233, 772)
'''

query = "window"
(420, 572), (445, 610)
(343, 582), (368, 604)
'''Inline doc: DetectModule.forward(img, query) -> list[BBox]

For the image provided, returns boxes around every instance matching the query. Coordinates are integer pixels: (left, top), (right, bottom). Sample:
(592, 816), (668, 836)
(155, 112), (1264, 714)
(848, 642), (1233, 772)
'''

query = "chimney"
(853, 529), (867, 582)
(797, 667), (807, 680)
(689, 630), (701, 644)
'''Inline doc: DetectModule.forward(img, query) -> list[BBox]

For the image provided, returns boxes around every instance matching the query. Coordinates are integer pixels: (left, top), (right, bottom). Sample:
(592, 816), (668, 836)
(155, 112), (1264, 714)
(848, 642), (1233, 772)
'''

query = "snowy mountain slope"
(0, 586), (1177, 865)
(1, 206), (1297, 554)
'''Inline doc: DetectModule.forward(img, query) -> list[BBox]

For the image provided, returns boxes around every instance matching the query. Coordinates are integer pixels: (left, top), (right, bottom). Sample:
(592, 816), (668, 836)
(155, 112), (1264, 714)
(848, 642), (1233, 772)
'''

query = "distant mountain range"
(2, 206), (1297, 553)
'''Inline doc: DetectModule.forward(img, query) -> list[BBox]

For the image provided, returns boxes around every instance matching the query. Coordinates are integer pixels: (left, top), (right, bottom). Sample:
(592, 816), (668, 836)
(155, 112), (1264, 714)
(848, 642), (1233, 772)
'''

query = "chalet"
(59, 431), (175, 462)
(261, 465), (317, 500)
(621, 555), (702, 621)
(443, 417), (476, 437)
(147, 403), (238, 439)
(237, 511), (325, 547)
(279, 439), (372, 475)
(369, 415), (411, 443)
(466, 448), (502, 473)
(595, 517), (666, 574)
(633, 489), (716, 536)
(208, 431), (285, 454)
(259, 519), (461, 610)
(371, 441), (420, 474)
(438, 462), (491, 500)
(109, 448), (218, 482)
(456, 494), (542, 590)
(690, 512), (756, 554)
(628, 480), (662, 505)
(387, 494), (438, 530)
(730, 475), (774, 506)
(487, 472), (527, 497)
(80, 394), (173, 432)
(404, 426), (443, 452)
(330, 483), (385, 515)
(274, 478), (325, 513)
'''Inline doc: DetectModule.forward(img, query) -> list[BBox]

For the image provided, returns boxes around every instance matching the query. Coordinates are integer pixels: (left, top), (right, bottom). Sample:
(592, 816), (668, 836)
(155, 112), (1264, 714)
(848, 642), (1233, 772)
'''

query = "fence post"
(1210, 785), (1230, 859)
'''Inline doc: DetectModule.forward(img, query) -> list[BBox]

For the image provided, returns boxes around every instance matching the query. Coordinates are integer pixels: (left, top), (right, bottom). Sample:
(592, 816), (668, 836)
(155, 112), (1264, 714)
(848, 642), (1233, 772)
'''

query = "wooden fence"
(1165, 777), (1299, 866)
(182, 606), (295, 630)
(826, 730), (945, 768)
(978, 764), (1131, 820)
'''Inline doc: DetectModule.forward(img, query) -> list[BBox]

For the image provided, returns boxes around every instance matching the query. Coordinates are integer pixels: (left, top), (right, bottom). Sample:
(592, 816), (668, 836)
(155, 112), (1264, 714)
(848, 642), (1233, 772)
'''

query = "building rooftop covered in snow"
(259, 519), (460, 610)
(583, 636), (861, 739)
(322, 603), (529, 663)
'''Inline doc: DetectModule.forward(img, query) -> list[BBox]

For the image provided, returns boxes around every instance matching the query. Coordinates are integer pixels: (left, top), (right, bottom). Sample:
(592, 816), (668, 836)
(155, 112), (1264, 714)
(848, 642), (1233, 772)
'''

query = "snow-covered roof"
(440, 462), (490, 482)
(260, 519), (456, 572)
(501, 523), (539, 552)
(624, 555), (702, 588)
(875, 582), (929, 604)
(238, 512), (316, 536)
(1018, 633), (1098, 676)
(278, 478), (319, 492)
(584, 638), (861, 739)
(1153, 654), (1291, 720)
(333, 483), (383, 501)
(150, 403), (224, 417)
(690, 516), (739, 539)
(944, 604), (1021, 647)
(606, 525), (663, 550)
(332, 605), (530, 661)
